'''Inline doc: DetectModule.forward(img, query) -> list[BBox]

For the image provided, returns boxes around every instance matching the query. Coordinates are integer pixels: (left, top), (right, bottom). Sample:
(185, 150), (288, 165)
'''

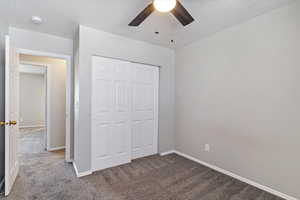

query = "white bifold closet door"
(131, 61), (159, 159)
(91, 56), (158, 172)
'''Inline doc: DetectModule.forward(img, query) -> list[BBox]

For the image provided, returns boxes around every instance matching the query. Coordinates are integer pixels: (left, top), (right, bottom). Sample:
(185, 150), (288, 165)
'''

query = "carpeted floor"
(20, 129), (46, 154)
(0, 128), (284, 200)
(1, 151), (283, 200)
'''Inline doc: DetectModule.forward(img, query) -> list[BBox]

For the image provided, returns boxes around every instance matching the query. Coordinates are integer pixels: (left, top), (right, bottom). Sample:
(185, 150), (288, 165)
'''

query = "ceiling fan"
(129, 0), (194, 27)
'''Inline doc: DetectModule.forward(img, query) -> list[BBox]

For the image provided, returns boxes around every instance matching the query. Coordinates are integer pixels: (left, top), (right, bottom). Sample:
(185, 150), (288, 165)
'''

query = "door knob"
(0, 121), (9, 126)
(9, 120), (17, 126)
(0, 121), (17, 126)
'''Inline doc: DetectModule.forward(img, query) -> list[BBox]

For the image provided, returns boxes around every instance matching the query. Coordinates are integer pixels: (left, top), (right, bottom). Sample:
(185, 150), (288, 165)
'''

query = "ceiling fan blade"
(171, 1), (194, 26)
(129, 3), (155, 26)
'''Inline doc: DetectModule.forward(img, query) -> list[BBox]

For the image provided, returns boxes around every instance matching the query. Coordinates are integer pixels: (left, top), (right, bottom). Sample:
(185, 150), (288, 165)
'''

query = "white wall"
(20, 55), (67, 149)
(74, 25), (175, 173)
(9, 27), (73, 55)
(175, 2), (300, 199)
(19, 72), (45, 127)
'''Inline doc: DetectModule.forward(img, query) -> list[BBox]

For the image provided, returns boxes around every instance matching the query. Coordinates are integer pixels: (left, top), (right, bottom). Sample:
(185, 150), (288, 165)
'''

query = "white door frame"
(17, 48), (72, 162)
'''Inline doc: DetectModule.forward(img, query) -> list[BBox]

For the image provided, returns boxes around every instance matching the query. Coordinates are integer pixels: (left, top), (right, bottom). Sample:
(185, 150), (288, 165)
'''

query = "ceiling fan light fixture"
(153, 0), (177, 13)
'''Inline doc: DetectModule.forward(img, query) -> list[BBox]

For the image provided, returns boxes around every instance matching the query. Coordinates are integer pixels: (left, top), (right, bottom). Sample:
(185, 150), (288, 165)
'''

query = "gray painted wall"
(0, 20), (8, 188)
(74, 25), (175, 173)
(9, 27), (73, 56)
(175, 2), (300, 199)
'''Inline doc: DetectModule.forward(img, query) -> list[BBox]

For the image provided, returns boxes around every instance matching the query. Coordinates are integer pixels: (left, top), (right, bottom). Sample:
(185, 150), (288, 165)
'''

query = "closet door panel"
(92, 56), (159, 171)
(131, 63), (159, 159)
(92, 57), (131, 171)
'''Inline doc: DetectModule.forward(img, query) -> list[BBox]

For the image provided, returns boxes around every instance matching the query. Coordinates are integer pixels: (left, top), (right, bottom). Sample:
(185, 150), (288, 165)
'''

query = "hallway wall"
(19, 73), (45, 127)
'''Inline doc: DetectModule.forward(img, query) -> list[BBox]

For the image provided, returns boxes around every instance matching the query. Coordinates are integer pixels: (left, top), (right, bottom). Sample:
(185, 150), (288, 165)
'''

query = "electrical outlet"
(205, 144), (210, 152)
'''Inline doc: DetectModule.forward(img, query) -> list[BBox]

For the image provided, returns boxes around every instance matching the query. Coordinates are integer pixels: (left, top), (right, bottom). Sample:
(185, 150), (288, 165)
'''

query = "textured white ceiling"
(3, 0), (296, 48)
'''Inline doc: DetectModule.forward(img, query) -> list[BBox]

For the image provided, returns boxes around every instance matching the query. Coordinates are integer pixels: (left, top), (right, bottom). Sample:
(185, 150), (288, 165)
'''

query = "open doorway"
(18, 54), (69, 160)
(19, 62), (47, 154)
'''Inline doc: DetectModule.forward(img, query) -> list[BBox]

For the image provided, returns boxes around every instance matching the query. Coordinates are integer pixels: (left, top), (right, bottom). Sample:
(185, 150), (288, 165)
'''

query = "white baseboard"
(174, 150), (298, 200)
(19, 125), (45, 128)
(72, 162), (92, 178)
(65, 158), (73, 163)
(159, 150), (176, 156)
(48, 146), (65, 151)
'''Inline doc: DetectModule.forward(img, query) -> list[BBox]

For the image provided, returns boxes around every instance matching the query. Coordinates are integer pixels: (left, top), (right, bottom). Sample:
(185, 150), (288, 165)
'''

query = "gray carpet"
(20, 129), (46, 154)
(1, 151), (284, 200)
(1, 128), (284, 200)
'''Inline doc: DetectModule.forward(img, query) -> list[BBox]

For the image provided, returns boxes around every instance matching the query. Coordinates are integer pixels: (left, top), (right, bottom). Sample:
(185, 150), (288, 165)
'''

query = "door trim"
(92, 54), (161, 69)
(17, 48), (73, 162)
(4, 35), (10, 195)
